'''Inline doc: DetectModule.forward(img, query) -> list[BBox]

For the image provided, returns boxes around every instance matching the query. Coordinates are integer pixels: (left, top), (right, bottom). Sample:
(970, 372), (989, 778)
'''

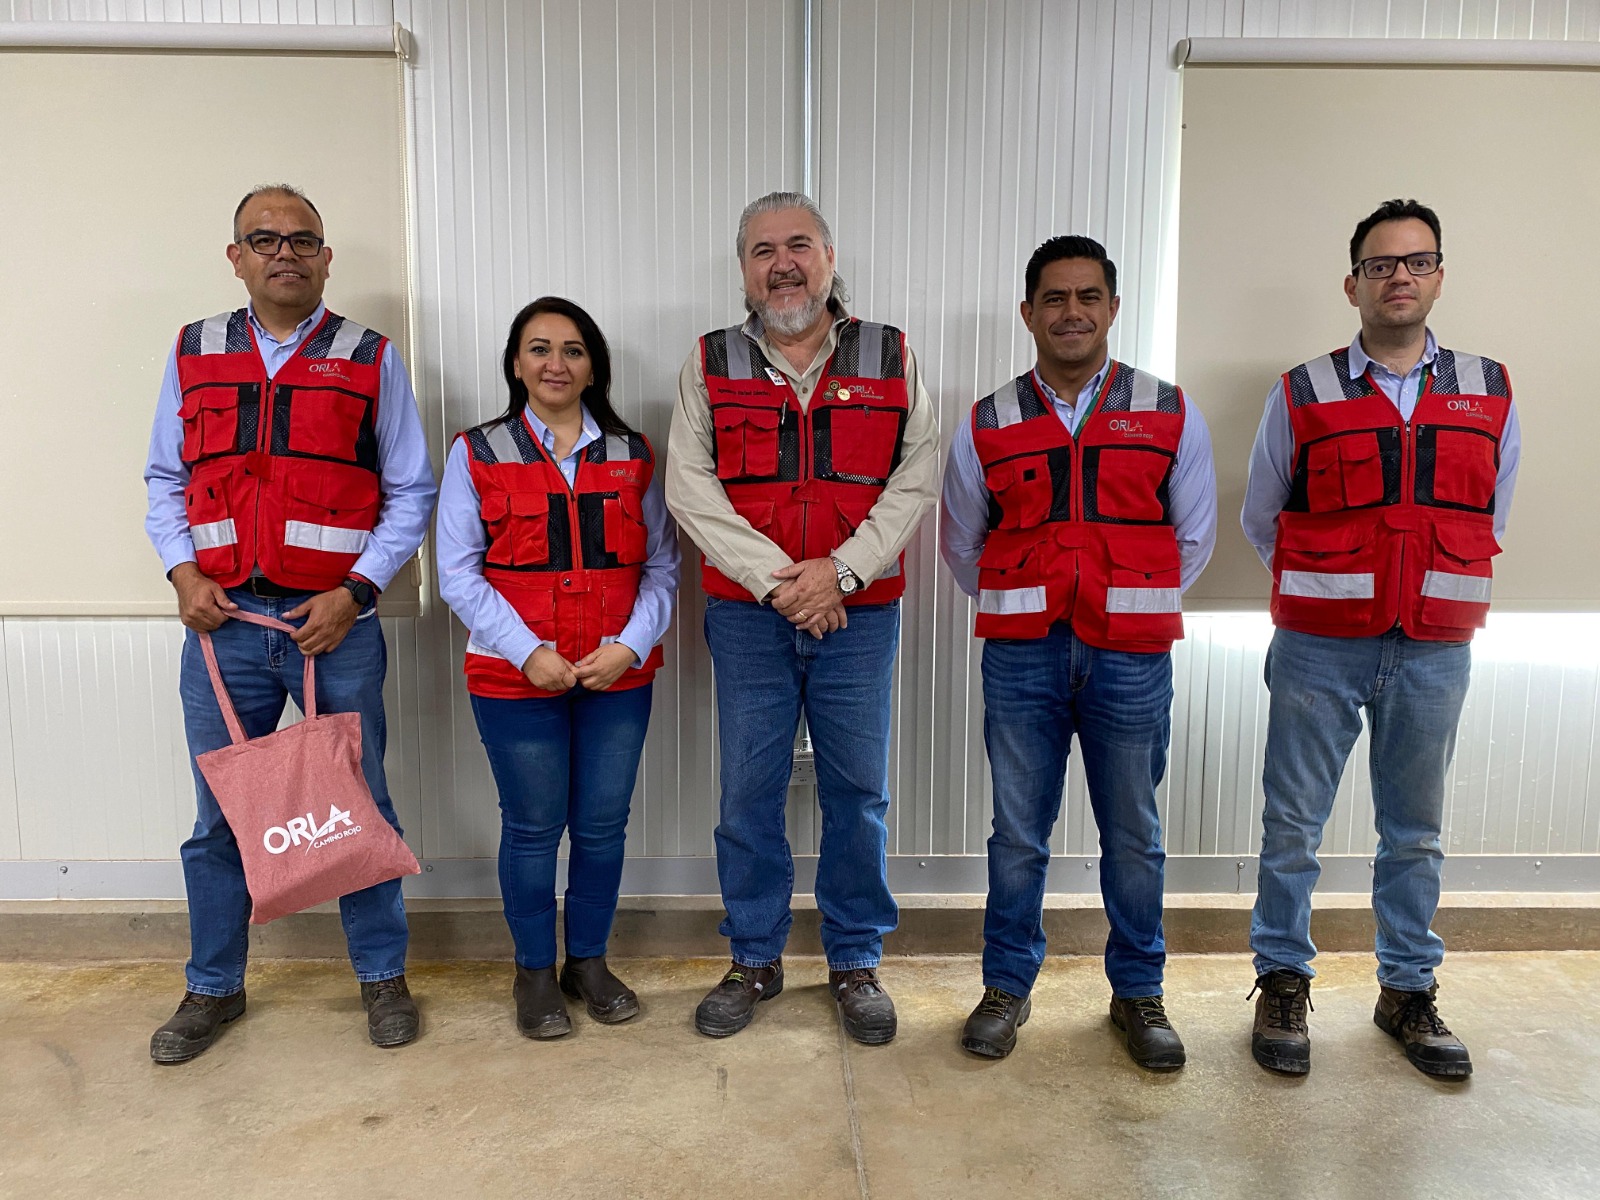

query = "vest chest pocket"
(826, 405), (899, 481)
(713, 406), (782, 479)
(179, 390), (239, 461)
(287, 390), (366, 461)
(603, 493), (649, 565)
(984, 455), (1054, 530)
(1306, 433), (1385, 511)
(1427, 428), (1497, 509)
(1090, 447), (1171, 522)
(483, 490), (553, 566)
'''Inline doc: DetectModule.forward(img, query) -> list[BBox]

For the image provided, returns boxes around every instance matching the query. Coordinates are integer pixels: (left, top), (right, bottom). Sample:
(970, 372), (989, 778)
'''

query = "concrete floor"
(1, 953), (1596, 1200)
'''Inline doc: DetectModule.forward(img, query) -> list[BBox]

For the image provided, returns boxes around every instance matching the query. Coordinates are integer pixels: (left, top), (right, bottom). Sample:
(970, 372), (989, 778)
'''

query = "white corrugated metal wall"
(2, 0), (1596, 900)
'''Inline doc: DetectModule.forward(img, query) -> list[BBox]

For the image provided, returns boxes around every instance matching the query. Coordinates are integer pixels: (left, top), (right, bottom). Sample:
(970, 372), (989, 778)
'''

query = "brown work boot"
(1250, 970), (1312, 1075)
(694, 959), (783, 1038)
(559, 955), (640, 1024)
(149, 989), (246, 1064)
(1109, 995), (1186, 1072)
(1374, 983), (1472, 1079)
(513, 965), (572, 1040)
(961, 986), (1032, 1059)
(829, 967), (897, 1045)
(360, 975), (420, 1048)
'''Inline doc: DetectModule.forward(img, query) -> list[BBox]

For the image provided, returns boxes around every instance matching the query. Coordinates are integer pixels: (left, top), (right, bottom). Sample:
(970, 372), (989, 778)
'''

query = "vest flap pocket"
(977, 534), (1035, 572)
(984, 454), (1053, 529)
(184, 478), (240, 575)
(1276, 519), (1368, 554)
(1337, 432), (1385, 508)
(520, 587), (556, 624)
(603, 493), (649, 565)
(731, 496), (778, 534)
(180, 389), (239, 460)
(289, 470), (380, 516)
(828, 405), (899, 481)
(1431, 428), (1497, 509)
(1104, 535), (1179, 575)
(713, 406), (782, 479)
(601, 580), (638, 637)
(1433, 520), (1500, 565)
(498, 490), (552, 566)
(1091, 447), (1169, 522)
(834, 493), (876, 542)
(287, 389), (366, 460)
(479, 489), (512, 526)
(509, 491), (551, 519)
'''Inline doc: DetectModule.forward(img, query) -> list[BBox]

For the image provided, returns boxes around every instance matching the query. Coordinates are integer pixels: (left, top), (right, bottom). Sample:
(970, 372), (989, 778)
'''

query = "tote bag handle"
(197, 610), (317, 746)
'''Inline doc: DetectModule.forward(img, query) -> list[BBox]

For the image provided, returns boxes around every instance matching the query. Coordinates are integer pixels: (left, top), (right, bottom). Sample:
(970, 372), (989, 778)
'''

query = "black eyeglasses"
(238, 230), (325, 258)
(1351, 252), (1442, 280)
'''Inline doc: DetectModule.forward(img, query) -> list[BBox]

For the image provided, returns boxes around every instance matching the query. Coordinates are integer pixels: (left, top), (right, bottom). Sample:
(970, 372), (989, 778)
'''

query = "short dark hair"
(1024, 235), (1117, 304)
(1349, 199), (1441, 269)
(496, 296), (635, 437)
(232, 184), (322, 241)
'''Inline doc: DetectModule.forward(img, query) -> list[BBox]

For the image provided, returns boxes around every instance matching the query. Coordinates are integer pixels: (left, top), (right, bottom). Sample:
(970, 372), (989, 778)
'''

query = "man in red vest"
(666, 192), (939, 1043)
(941, 236), (1217, 1067)
(1241, 199), (1521, 1080)
(143, 185), (437, 1062)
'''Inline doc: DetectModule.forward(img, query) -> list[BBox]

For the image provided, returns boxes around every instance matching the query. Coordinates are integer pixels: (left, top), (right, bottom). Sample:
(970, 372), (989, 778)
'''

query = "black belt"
(237, 577), (311, 598)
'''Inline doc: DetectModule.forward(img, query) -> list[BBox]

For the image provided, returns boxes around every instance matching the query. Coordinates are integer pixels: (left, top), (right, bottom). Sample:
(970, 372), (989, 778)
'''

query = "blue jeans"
(1252, 627), (1472, 992)
(470, 684), (652, 969)
(704, 598), (900, 971)
(981, 626), (1172, 999)
(177, 587), (408, 996)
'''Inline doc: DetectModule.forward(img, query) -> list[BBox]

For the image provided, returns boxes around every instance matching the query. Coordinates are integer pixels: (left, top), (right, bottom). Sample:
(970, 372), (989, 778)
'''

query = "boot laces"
(368, 977), (405, 1004)
(1248, 974), (1312, 1034)
(1399, 990), (1453, 1038)
(1125, 996), (1173, 1030)
(835, 969), (882, 998)
(975, 986), (1019, 1018)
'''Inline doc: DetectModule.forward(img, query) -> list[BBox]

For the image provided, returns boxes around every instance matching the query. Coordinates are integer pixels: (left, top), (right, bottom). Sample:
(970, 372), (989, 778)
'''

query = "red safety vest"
(459, 415), (663, 700)
(174, 308), (385, 592)
(1271, 347), (1511, 641)
(971, 365), (1188, 652)
(699, 317), (910, 604)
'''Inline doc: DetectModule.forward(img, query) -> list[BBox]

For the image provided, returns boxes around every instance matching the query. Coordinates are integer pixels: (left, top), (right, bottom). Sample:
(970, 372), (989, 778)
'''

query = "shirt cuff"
(831, 541), (875, 587)
(739, 548), (797, 603)
(616, 630), (652, 669)
(160, 545), (198, 577)
(496, 626), (541, 671)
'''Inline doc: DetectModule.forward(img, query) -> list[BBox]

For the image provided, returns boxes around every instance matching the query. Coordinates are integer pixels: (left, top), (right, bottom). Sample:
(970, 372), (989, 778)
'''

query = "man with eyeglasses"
(1241, 198), (1521, 1080)
(142, 184), (436, 1062)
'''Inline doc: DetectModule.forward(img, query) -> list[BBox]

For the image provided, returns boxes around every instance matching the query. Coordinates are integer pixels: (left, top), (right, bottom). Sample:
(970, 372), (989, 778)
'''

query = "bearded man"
(665, 192), (938, 1043)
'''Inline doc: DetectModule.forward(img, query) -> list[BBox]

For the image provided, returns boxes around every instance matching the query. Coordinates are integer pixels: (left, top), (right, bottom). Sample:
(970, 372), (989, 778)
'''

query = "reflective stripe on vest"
(190, 518), (238, 551)
(1278, 570), (1376, 600)
(284, 522), (370, 555)
(1105, 586), (1183, 614)
(979, 586), (1048, 615)
(1421, 570), (1492, 603)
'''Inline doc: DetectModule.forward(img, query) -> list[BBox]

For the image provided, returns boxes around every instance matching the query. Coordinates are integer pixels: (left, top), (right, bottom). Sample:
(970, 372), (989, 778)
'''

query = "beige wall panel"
(1177, 65), (1600, 608)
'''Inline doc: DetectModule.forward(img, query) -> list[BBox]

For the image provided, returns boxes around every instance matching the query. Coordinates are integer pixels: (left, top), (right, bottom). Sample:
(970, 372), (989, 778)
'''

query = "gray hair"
(232, 183), (322, 241)
(736, 190), (850, 311)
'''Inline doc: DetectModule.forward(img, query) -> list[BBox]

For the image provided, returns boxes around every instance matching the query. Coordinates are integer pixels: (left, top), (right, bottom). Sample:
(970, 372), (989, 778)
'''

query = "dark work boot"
(694, 959), (784, 1038)
(149, 990), (246, 1064)
(513, 965), (572, 1039)
(960, 987), (1032, 1059)
(1374, 983), (1473, 1079)
(1109, 995), (1187, 1072)
(830, 968), (897, 1046)
(559, 955), (640, 1024)
(1250, 970), (1313, 1076)
(360, 975), (420, 1048)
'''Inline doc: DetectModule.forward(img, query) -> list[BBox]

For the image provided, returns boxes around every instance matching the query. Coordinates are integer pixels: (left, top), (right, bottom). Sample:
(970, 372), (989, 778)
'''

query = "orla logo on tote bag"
(262, 804), (364, 855)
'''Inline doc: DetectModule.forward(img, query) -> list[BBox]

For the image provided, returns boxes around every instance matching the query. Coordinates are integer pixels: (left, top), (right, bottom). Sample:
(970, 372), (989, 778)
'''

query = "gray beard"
(754, 288), (828, 338)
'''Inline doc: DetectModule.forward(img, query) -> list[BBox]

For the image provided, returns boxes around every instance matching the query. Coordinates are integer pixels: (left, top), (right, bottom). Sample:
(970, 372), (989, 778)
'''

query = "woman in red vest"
(435, 298), (679, 1039)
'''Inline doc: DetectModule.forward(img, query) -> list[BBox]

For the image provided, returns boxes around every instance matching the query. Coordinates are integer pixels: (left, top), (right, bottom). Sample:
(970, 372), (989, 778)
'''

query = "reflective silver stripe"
(326, 318), (369, 362)
(1129, 370), (1160, 412)
(604, 434), (631, 462)
(993, 379), (1023, 428)
(1453, 352), (1488, 397)
(483, 421), (523, 464)
(1304, 354), (1348, 405)
(464, 638), (507, 660)
(856, 323), (884, 379)
(283, 521), (370, 555)
(1421, 570), (1492, 603)
(725, 329), (753, 380)
(1105, 586), (1182, 614)
(1278, 570), (1375, 600)
(190, 518), (237, 550)
(199, 312), (232, 355)
(979, 585), (1047, 615)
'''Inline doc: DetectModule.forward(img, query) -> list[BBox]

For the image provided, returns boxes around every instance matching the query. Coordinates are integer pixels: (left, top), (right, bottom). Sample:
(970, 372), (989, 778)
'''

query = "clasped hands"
(170, 562), (362, 656)
(522, 642), (639, 692)
(768, 556), (847, 639)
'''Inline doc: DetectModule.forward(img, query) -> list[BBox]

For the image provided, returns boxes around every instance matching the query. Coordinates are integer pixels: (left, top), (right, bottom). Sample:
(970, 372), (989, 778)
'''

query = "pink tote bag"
(195, 610), (420, 924)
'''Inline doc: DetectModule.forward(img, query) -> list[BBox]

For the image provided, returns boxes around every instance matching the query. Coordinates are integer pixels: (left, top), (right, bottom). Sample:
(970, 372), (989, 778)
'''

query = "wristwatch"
(832, 556), (861, 596)
(341, 576), (376, 609)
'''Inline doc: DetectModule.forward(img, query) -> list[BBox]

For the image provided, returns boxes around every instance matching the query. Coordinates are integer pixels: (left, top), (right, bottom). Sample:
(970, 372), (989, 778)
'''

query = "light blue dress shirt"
(143, 301), (438, 591)
(1240, 330), (1522, 569)
(940, 361), (1218, 598)
(435, 404), (680, 672)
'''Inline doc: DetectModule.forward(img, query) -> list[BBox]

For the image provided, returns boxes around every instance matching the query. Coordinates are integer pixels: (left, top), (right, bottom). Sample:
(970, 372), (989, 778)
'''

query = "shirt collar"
(522, 403), (601, 458)
(1031, 358), (1110, 410)
(247, 300), (325, 348)
(1349, 328), (1437, 379)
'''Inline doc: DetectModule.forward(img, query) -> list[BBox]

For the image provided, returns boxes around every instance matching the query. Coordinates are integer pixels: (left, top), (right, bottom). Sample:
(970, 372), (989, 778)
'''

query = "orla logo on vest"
(1107, 418), (1154, 440)
(307, 362), (352, 383)
(1445, 399), (1491, 421)
(263, 804), (363, 855)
